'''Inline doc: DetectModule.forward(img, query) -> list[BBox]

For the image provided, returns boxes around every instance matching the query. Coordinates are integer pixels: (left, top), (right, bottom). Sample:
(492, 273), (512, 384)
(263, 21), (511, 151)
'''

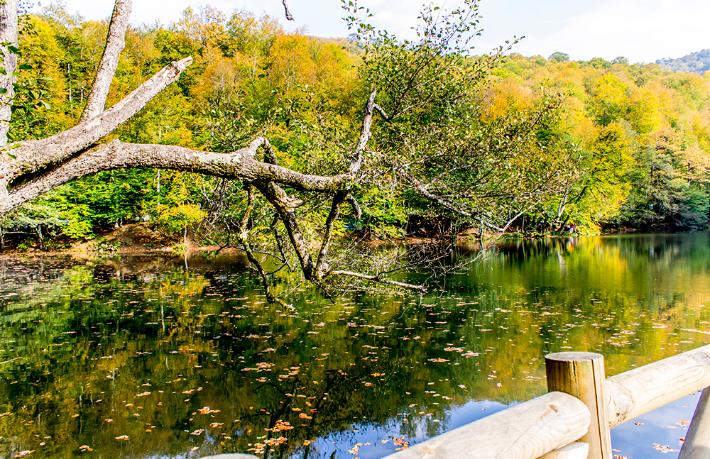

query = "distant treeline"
(657, 49), (710, 75)
(1, 5), (708, 249)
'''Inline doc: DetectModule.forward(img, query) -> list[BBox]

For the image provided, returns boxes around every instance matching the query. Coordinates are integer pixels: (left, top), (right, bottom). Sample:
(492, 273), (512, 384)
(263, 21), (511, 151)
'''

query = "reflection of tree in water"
(0, 234), (707, 457)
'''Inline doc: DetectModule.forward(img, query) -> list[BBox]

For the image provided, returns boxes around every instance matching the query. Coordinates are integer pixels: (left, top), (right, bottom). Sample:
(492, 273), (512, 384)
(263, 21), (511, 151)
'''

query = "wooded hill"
(657, 49), (710, 75)
(1, 5), (708, 251)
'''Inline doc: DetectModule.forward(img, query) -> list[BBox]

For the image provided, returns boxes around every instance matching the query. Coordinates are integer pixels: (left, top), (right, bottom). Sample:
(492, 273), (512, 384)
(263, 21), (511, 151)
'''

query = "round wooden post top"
(546, 352), (604, 362)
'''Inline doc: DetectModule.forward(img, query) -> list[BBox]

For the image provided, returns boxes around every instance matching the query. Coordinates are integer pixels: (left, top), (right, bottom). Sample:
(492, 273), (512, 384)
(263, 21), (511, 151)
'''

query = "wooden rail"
(387, 344), (710, 459)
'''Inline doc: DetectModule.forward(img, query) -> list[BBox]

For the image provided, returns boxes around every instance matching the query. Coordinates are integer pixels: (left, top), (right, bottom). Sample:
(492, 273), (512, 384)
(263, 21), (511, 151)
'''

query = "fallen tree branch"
(5, 57), (193, 180)
(330, 270), (427, 292)
(5, 140), (350, 213)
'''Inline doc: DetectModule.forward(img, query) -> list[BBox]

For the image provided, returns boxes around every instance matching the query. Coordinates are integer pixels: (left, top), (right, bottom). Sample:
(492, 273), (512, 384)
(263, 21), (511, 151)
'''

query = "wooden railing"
(387, 344), (710, 459)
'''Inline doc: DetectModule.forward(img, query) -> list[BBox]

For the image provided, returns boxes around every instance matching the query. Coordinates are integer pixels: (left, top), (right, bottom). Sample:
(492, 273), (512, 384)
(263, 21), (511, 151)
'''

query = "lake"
(0, 233), (708, 458)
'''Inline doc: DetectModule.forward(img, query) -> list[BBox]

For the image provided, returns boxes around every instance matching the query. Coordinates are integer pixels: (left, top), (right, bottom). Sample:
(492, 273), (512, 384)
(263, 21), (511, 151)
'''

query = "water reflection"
(0, 234), (707, 458)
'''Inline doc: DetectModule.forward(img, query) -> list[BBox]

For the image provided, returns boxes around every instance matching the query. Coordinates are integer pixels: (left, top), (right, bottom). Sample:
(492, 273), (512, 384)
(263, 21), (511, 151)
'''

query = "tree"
(549, 52), (569, 63)
(0, 0), (576, 296)
(0, 0), (455, 292)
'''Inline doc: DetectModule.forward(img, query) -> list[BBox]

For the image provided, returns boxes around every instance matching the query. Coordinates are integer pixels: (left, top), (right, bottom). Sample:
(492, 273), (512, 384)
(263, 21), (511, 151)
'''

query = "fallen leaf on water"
(393, 437), (409, 450)
(197, 406), (220, 415)
(652, 443), (675, 453)
(265, 437), (287, 447)
(271, 420), (294, 432)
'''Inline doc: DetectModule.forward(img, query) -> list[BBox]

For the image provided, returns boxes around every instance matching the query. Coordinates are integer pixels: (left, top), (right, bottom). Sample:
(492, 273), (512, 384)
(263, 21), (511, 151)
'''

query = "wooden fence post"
(679, 387), (710, 459)
(546, 352), (612, 459)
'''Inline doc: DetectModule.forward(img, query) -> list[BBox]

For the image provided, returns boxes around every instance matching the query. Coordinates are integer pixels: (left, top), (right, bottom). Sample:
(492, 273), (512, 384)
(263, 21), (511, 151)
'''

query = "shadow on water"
(0, 233), (707, 458)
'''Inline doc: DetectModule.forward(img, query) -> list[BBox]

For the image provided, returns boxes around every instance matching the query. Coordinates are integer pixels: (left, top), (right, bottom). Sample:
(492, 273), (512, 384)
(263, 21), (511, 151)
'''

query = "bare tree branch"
(271, 217), (293, 272)
(237, 185), (276, 301)
(81, 0), (132, 121)
(0, 0), (430, 299)
(346, 194), (362, 219)
(255, 180), (316, 279)
(399, 169), (476, 219)
(349, 90), (377, 175)
(4, 140), (351, 213)
(315, 191), (346, 277)
(330, 270), (427, 292)
(5, 57), (193, 181)
(281, 0), (294, 21)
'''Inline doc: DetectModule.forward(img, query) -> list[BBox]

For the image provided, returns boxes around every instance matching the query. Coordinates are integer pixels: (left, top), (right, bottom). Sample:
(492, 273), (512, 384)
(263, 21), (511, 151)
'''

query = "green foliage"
(2, 1), (707, 252)
(549, 52), (569, 63)
(157, 203), (207, 235)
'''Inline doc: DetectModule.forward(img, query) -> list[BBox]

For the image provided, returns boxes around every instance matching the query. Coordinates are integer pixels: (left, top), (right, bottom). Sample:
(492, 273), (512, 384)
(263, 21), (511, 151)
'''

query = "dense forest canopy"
(0, 0), (708, 292)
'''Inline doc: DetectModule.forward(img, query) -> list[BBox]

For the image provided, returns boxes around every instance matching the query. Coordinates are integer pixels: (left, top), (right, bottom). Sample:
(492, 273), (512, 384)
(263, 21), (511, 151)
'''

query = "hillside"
(657, 49), (710, 74)
(1, 8), (708, 253)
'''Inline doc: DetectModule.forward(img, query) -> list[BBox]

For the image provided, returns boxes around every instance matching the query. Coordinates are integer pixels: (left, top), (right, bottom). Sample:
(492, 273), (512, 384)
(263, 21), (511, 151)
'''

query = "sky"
(37, 0), (710, 63)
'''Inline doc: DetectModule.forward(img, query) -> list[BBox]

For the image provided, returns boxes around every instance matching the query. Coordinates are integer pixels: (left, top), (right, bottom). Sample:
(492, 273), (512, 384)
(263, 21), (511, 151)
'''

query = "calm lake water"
(0, 234), (708, 458)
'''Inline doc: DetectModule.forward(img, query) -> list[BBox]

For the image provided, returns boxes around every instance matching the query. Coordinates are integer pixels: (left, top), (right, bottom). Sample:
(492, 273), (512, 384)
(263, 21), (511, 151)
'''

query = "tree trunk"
(0, 0), (18, 147)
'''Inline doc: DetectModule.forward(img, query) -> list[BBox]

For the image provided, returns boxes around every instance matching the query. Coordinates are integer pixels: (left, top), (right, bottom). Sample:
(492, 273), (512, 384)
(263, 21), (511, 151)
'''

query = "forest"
(0, 2), (708, 254)
(0, 2), (708, 458)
